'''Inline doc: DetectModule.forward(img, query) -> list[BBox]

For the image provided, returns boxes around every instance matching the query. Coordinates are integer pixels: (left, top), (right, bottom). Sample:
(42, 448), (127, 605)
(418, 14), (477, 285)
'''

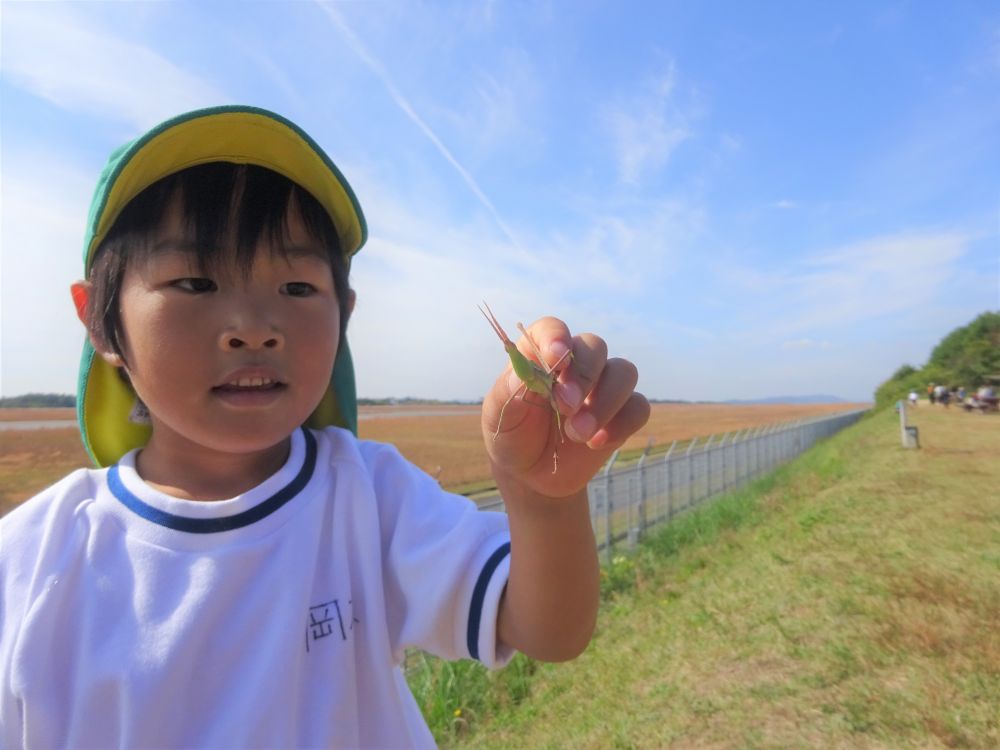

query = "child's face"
(108, 196), (345, 459)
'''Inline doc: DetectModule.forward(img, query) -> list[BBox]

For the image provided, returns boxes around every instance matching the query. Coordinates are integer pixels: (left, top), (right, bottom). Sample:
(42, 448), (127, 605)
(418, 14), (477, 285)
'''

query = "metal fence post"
(631, 438), (654, 546)
(602, 450), (619, 559)
(720, 432), (729, 493)
(663, 440), (677, 520)
(737, 428), (749, 487)
(703, 434), (715, 500)
(732, 431), (740, 490)
(686, 437), (698, 509)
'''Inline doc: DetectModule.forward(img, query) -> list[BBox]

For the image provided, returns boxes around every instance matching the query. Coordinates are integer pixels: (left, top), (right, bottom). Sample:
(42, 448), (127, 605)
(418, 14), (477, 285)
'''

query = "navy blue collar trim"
(107, 428), (317, 534)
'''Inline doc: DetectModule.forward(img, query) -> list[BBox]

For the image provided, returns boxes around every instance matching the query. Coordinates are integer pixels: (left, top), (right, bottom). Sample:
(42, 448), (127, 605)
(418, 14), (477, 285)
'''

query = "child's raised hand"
(481, 314), (650, 500)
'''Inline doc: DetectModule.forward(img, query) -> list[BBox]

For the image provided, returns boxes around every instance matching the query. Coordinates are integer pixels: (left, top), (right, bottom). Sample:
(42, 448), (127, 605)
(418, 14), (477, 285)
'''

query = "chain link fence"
(479, 408), (867, 558)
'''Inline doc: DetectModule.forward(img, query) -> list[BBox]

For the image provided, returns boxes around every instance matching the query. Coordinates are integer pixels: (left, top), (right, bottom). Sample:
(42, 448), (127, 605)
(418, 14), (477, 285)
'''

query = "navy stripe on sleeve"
(107, 427), (317, 533)
(466, 541), (512, 661)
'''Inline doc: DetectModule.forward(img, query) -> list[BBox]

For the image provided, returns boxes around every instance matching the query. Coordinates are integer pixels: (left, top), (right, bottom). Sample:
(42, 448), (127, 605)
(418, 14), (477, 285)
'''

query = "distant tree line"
(0, 393), (76, 408)
(874, 311), (1000, 409)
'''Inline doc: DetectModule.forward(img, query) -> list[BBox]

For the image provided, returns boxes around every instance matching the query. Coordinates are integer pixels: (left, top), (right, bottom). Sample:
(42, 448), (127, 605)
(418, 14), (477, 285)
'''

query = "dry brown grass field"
(358, 402), (869, 491)
(1, 402), (867, 516)
(0, 428), (91, 517)
(0, 407), (77, 421)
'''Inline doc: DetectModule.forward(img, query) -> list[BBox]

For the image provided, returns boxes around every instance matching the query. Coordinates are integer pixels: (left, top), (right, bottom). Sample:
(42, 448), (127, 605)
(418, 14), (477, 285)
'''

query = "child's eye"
(173, 278), (217, 293)
(282, 282), (316, 297)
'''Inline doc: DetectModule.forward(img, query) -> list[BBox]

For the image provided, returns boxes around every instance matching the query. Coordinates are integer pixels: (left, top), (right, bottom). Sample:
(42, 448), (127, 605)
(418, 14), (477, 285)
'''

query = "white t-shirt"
(0, 426), (513, 749)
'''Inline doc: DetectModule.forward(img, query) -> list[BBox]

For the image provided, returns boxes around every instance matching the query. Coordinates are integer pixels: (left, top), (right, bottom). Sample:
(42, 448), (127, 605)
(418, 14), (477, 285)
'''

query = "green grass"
(410, 406), (1000, 748)
(406, 651), (539, 742)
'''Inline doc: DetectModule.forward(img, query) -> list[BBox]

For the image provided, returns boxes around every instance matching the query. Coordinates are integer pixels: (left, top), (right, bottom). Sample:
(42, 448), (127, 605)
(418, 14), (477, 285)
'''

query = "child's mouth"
(213, 376), (285, 393)
(212, 377), (287, 405)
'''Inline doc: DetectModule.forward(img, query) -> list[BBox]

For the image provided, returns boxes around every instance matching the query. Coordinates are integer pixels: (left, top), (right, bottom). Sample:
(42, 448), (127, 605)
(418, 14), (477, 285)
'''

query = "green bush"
(872, 310), (1000, 410)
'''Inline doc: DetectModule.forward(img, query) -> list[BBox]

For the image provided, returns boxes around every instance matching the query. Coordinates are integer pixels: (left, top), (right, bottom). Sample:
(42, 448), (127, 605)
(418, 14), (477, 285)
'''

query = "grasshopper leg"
(494, 381), (527, 440)
(548, 394), (566, 474)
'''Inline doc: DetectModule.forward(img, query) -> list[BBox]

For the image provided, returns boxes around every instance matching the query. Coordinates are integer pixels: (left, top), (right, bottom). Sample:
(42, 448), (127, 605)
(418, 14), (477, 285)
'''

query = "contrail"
(315, 2), (523, 250)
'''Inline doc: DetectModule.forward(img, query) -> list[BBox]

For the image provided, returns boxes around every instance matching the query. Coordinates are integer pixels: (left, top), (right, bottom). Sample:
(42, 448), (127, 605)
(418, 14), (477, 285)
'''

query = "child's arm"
(483, 316), (650, 662)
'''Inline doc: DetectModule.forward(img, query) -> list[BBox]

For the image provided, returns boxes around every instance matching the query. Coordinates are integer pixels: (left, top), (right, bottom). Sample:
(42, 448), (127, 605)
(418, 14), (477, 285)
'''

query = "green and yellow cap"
(77, 105), (367, 467)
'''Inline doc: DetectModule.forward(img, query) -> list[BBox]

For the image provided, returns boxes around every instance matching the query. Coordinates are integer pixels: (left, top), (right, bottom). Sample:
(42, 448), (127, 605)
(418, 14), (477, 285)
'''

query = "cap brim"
(85, 106), (366, 272)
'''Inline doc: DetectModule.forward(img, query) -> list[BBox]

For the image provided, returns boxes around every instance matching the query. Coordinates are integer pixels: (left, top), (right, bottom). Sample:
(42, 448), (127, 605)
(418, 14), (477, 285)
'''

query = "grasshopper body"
(479, 303), (572, 472)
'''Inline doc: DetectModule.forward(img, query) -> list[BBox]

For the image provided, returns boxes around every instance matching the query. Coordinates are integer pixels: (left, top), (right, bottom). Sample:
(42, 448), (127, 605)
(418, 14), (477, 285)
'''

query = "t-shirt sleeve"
(363, 443), (514, 669)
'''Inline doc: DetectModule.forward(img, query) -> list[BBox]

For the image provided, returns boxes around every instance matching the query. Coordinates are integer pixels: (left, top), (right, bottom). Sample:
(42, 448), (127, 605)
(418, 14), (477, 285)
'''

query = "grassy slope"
(448, 406), (999, 749)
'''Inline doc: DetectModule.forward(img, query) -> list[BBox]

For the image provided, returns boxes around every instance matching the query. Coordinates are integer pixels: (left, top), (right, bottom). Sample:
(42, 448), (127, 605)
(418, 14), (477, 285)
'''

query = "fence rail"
(478, 408), (867, 558)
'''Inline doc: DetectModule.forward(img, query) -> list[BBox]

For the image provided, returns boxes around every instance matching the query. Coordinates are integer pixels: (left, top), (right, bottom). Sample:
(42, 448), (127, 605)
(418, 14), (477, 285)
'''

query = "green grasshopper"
(478, 302), (573, 473)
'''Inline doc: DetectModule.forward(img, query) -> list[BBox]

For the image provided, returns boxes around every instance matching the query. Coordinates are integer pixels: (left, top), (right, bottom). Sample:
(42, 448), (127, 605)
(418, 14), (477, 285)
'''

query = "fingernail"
(507, 370), (521, 392)
(549, 341), (571, 366)
(559, 381), (582, 410)
(566, 412), (597, 442)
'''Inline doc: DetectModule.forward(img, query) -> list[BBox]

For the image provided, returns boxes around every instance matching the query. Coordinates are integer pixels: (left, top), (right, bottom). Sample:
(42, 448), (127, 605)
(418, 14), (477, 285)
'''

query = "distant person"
(935, 384), (951, 407)
(0, 106), (651, 747)
(976, 384), (998, 413)
(928, 384), (936, 405)
(908, 390), (918, 407)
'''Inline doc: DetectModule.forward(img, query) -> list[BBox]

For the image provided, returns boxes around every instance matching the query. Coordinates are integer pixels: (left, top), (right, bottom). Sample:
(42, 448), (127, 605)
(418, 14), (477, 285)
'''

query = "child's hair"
(86, 162), (352, 367)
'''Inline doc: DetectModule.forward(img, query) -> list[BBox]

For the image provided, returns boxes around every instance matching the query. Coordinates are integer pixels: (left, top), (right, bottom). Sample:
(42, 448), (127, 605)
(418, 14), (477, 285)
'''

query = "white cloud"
(773, 199), (796, 209)
(720, 133), (742, 152)
(458, 49), (543, 156)
(1, 4), (226, 130)
(719, 230), (970, 341)
(340, 166), (705, 399)
(0, 154), (96, 395)
(239, 48), (310, 115)
(314, 1), (523, 250)
(781, 339), (815, 350)
(781, 339), (832, 350)
(538, 197), (704, 292)
(604, 61), (693, 185)
(349, 235), (557, 401)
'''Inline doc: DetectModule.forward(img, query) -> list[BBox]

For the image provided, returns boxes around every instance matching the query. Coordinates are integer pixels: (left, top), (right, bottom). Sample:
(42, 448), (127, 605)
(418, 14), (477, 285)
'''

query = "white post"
(899, 401), (919, 448)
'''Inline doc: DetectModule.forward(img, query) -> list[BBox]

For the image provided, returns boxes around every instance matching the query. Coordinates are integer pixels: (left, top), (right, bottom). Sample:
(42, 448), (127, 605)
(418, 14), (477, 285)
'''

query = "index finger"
(554, 332), (608, 415)
(517, 316), (575, 374)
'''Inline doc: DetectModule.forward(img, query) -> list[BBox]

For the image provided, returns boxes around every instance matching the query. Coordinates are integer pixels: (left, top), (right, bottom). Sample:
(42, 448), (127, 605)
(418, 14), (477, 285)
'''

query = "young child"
(0, 106), (649, 748)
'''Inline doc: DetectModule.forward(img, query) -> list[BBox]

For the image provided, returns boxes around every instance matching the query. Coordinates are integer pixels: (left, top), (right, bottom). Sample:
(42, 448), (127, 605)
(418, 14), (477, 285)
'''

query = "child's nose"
(218, 314), (285, 351)
(221, 331), (284, 351)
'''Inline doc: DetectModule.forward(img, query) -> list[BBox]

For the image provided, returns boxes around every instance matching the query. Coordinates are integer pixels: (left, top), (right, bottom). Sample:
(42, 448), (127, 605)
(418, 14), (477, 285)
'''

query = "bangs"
(103, 162), (341, 276)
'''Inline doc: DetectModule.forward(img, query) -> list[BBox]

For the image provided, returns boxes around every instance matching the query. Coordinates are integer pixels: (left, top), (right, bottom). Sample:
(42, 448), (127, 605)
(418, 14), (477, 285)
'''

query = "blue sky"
(2, 1), (998, 403)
